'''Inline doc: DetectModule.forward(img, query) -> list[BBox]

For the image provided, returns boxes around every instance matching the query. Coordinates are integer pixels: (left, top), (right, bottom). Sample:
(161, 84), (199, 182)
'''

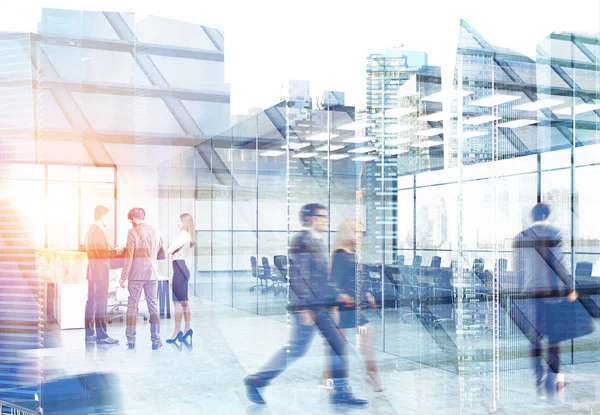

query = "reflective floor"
(40, 296), (600, 414)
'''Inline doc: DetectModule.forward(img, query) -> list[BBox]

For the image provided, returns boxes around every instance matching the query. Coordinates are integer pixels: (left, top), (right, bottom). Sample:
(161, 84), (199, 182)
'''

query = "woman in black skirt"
(330, 219), (383, 391)
(166, 213), (195, 344)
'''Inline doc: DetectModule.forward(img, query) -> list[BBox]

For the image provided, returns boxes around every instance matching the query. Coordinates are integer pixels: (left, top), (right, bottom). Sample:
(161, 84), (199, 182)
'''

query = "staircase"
(0, 198), (42, 402)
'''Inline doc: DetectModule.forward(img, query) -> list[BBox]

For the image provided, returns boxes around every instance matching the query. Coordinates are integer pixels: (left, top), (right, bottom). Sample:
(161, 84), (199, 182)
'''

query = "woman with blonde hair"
(330, 219), (383, 391)
(166, 213), (195, 344)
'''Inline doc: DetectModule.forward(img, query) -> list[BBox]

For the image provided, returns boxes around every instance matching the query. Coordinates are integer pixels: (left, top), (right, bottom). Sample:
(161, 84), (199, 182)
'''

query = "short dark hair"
(531, 203), (550, 222)
(127, 207), (146, 221)
(299, 203), (327, 226)
(94, 205), (109, 220)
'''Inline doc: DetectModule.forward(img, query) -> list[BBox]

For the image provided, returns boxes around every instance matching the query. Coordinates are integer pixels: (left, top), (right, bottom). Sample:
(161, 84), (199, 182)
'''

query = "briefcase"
(547, 299), (595, 342)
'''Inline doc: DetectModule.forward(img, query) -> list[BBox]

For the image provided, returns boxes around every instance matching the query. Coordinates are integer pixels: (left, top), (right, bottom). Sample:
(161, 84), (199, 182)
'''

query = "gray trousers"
(126, 280), (160, 345)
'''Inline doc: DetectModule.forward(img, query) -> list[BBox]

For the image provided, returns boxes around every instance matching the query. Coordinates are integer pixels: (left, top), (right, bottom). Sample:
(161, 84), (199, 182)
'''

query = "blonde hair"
(179, 213), (195, 248)
(332, 219), (363, 254)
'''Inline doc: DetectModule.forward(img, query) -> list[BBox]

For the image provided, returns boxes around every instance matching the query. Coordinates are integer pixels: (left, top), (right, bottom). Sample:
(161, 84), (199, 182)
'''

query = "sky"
(1, 0), (599, 115)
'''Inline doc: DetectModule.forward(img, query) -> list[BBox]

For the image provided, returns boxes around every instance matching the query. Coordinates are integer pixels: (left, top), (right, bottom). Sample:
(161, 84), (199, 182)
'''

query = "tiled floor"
(45, 295), (600, 414)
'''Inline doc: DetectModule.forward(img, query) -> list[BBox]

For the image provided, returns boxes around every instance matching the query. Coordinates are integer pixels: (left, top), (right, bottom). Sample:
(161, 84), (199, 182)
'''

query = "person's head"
(177, 213), (195, 247)
(299, 203), (328, 233)
(531, 203), (551, 223)
(127, 207), (146, 227)
(332, 219), (364, 253)
(94, 205), (109, 226)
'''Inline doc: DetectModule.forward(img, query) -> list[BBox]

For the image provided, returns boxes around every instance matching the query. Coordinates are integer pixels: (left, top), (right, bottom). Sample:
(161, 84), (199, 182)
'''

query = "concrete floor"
(46, 294), (600, 414)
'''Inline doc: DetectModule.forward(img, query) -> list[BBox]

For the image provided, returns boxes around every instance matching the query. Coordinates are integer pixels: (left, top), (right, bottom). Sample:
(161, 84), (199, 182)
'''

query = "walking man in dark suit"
(512, 203), (576, 400)
(244, 203), (367, 406)
(85, 205), (119, 345)
(119, 208), (165, 350)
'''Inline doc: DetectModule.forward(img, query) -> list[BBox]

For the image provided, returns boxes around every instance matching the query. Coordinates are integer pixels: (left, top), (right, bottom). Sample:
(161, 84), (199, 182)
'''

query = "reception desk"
(37, 249), (88, 330)
(37, 249), (171, 329)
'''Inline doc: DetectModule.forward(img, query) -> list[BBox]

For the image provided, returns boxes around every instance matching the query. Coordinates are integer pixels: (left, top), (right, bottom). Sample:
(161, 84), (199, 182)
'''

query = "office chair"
(261, 257), (278, 294)
(273, 255), (288, 294)
(576, 261), (593, 277)
(107, 284), (148, 324)
(271, 255), (288, 296)
(413, 256), (422, 268)
(431, 256), (441, 268)
(273, 255), (288, 279)
(397, 255), (405, 266)
(249, 256), (269, 293)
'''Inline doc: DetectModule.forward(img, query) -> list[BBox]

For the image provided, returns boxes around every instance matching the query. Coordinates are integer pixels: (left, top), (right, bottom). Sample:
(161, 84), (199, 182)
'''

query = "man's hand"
(299, 310), (314, 326)
(119, 278), (127, 289)
(337, 294), (354, 307)
(365, 292), (377, 310)
(568, 291), (577, 302)
(356, 189), (366, 201)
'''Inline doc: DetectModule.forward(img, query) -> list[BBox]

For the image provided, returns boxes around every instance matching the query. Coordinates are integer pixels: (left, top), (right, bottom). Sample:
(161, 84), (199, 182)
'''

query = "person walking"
(512, 203), (576, 400)
(330, 219), (383, 391)
(244, 204), (367, 406)
(166, 213), (194, 345)
(120, 208), (165, 350)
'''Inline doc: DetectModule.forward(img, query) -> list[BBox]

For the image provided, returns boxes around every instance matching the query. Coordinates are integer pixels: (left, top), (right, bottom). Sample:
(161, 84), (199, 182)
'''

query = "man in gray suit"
(513, 203), (576, 400)
(120, 208), (165, 350)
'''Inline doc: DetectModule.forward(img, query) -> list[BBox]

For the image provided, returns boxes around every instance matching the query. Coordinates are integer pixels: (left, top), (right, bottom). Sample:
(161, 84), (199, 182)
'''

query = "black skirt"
(172, 259), (190, 302)
(338, 305), (369, 329)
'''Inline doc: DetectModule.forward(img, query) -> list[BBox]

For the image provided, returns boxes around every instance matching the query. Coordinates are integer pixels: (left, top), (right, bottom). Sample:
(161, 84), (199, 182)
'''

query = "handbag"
(547, 299), (595, 343)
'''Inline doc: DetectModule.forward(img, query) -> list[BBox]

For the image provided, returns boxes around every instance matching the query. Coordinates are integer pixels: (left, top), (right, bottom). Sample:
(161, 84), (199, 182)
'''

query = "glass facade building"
(0, 6), (598, 414)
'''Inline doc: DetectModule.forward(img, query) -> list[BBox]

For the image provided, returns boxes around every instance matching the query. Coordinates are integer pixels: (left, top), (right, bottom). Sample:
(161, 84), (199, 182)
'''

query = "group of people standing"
(245, 203), (382, 406)
(84, 206), (195, 350)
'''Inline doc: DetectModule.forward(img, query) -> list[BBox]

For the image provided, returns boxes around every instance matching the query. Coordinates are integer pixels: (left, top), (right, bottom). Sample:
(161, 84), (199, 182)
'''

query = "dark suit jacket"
(86, 224), (111, 281)
(512, 222), (573, 299)
(288, 230), (338, 310)
(513, 222), (574, 338)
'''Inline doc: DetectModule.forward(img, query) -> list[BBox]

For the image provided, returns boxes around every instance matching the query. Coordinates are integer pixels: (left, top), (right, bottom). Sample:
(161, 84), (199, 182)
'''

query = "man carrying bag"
(513, 203), (594, 400)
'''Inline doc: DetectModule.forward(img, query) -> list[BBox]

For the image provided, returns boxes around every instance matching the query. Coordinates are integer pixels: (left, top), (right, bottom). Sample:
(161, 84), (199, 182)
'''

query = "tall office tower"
(363, 48), (442, 266)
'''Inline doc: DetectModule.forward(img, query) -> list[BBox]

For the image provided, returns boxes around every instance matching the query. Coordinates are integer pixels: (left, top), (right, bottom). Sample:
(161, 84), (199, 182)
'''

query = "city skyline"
(1, 0), (598, 116)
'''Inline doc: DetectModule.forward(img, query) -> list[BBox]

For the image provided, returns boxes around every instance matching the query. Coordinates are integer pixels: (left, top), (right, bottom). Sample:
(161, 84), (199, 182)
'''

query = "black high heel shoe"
(166, 331), (183, 344)
(181, 329), (193, 342)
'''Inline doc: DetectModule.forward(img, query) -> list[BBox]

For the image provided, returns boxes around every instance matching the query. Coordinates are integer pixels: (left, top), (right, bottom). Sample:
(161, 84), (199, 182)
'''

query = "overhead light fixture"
(305, 132), (339, 141)
(260, 150), (286, 157)
(412, 140), (443, 148)
(282, 142), (310, 150)
(384, 124), (412, 133)
(385, 149), (409, 155)
(463, 115), (501, 125)
(348, 147), (377, 154)
(422, 90), (473, 102)
(514, 99), (563, 111)
(419, 112), (456, 122)
(498, 119), (539, 128)
(337, 121), (370, 131)
(292, 152), (318, 159)
(416, 128), (444, 137)
(471, 94), (520, 107)
(385, 107), (418, 117)
(315, 144), (345, 152)
(385, 137), (411, 146)
(353, 155), (378, 161)
(323, 154), (349, 160)
(457, 131), (488, 139)
(343, 136), (371, 144)
(554, 103), (600, 116)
